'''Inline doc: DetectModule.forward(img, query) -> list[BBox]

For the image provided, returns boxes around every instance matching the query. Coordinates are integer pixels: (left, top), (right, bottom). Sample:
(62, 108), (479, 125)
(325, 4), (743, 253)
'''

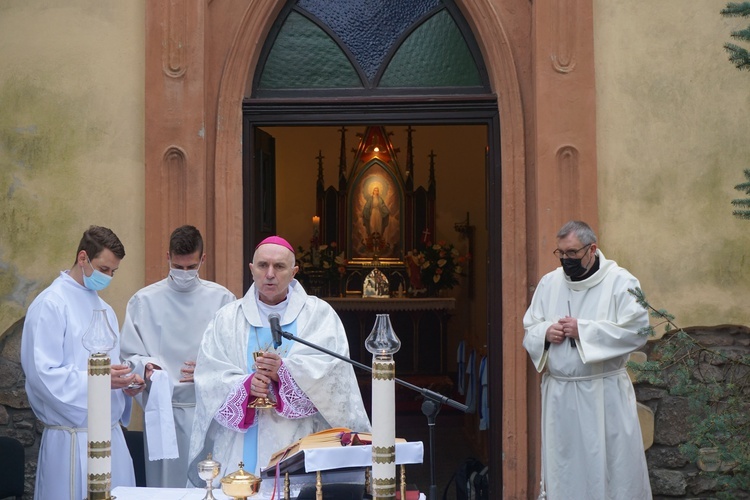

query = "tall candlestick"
(82, 309), (117, 500)
(365, 314), (401, 500)
(88, 354), (112, 499)
(312, 216), (320, 237)
(312, 216), (321, 248)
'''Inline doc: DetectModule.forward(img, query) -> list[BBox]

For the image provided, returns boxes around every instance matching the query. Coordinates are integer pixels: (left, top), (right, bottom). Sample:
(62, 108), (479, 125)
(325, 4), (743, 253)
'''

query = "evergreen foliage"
(722, 2), (750, 70)
(731, 169), (750, 219)
(628, 287), (750, 498)
(723, 4), (750, 216)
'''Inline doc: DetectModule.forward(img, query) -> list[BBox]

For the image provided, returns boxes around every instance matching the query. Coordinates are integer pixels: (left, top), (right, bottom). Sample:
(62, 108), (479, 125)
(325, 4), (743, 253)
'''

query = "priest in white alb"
(188, 236), (371, 481)
(523, 220), (652, 499)
(120, 225), (236, 487)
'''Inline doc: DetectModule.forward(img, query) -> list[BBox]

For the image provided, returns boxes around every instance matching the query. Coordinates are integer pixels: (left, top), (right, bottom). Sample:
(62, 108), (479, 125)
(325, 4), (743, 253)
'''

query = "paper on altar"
(264, 441), (424, 474)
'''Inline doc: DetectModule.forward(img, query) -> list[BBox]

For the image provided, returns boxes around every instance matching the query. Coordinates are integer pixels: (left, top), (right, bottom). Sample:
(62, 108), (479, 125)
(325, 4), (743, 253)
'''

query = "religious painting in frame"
(348, 159), (403, 261)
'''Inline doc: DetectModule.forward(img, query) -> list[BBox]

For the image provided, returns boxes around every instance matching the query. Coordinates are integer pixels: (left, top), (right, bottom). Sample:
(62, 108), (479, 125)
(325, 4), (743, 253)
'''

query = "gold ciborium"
(248, 351), (276, 409)
(221, 461), (262, 499)
(197, 453), (221, 500)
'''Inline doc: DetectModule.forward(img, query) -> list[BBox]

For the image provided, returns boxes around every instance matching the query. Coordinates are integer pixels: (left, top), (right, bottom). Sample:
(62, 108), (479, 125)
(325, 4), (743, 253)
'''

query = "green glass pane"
(259, 11), (361, 89)
(380, 10), (481, 88)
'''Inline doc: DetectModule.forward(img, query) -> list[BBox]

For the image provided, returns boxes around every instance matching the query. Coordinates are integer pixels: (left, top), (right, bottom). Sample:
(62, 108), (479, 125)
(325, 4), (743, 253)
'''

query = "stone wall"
(0, 318), (36, 499)
(636, 325), (750, 499)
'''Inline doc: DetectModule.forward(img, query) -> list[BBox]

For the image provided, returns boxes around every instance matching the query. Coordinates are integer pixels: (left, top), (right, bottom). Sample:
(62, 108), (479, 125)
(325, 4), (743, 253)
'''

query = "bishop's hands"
(250, 351), (282, 398)
(546, 316), (579, 344)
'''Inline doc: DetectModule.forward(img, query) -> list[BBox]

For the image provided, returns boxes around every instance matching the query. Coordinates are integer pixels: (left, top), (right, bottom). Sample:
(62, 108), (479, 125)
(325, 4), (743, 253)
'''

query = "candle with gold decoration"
(82, 309), (117, 500)
(365, 314), (401, 499)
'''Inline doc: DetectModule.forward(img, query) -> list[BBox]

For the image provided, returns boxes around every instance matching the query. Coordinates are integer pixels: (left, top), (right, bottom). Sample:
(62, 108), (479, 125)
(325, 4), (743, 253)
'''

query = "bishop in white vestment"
(188, 237), (371, 481)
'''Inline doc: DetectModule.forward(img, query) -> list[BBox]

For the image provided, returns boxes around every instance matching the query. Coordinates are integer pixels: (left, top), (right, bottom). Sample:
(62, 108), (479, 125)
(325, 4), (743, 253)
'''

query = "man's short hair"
(557, 220), (597, 246)
(76, 225), (125, 262)
(169, 225), (204, 256)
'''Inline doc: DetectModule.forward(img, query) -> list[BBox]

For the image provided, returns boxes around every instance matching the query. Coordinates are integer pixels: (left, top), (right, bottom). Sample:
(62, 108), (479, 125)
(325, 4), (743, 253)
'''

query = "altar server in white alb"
(523, 220), (652, 500)
(188, 236), (371, 481)
(120, 225), (235, 487)
(21, 225), (145, 500)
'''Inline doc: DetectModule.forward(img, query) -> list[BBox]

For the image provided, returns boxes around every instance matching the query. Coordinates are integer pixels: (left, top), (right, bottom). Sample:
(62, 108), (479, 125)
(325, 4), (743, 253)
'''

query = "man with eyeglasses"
(522, 220), (652, 499)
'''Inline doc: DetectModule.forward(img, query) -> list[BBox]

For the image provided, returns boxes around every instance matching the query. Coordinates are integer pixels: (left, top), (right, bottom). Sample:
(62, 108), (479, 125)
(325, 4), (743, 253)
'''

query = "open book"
(263, 427), (408, 475)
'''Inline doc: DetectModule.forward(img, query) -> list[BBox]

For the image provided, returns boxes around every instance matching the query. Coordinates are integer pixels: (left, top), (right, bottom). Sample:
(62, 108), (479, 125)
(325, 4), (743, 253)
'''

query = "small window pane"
(380, 10), (481, 88)
(298, 0), (441, 82)
(259, 11), (361, 89)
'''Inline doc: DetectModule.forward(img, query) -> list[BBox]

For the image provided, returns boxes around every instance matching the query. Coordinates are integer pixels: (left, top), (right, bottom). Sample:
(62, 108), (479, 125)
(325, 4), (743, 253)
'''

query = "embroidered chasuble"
(188, 280), (371, 481)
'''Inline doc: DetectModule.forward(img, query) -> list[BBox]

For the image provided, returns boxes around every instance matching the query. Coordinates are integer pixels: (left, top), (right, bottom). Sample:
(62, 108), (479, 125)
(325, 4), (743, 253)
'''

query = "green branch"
(627, 287), (750, 497)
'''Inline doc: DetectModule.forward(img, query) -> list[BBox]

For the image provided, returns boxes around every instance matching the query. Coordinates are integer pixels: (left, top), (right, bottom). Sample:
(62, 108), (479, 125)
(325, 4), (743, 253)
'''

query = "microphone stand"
(276, 329), (468, 500)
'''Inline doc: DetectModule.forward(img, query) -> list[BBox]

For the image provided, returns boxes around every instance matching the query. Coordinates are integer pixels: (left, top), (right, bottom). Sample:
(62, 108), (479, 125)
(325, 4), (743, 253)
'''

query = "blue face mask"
(83, 257), (112, 291)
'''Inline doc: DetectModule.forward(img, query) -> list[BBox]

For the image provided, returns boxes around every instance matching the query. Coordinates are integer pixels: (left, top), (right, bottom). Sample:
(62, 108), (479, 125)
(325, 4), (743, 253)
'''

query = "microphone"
(268, 313), (283, 349)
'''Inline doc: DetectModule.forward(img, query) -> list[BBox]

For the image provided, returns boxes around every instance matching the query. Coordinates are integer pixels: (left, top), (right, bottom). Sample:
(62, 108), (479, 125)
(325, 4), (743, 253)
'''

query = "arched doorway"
(240, 2), (504, 495)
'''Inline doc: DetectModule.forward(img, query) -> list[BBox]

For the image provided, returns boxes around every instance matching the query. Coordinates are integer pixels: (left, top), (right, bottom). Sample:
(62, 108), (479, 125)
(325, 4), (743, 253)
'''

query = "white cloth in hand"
(145, 370), (179, 460)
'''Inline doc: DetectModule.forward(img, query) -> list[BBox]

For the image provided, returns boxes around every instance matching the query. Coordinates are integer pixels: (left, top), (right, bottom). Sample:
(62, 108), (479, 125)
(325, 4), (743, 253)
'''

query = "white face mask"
(169, 259), (201, 290)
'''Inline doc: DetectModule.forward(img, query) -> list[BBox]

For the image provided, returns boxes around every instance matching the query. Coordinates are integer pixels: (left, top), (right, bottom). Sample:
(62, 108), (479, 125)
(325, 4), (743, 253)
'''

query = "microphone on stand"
(268, 313), (283, 349)
(264, 319), (468, 500)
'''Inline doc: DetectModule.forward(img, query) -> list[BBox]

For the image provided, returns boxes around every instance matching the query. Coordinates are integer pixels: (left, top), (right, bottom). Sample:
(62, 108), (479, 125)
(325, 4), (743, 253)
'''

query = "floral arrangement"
(295, 241), (347, 286)
(409, 241), (469, 295)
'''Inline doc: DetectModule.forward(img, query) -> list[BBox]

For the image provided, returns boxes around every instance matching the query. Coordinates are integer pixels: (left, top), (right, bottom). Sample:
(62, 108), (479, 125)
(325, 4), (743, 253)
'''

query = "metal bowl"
(220, 462), (261, 499)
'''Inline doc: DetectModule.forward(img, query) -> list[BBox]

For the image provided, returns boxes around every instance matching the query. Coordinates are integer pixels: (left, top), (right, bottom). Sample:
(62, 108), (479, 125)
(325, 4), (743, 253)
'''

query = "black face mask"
(561, 258), (587, 278)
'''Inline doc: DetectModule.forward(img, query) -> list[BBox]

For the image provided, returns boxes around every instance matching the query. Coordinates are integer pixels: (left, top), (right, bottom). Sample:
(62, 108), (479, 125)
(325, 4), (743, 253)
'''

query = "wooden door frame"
(243, 96), (506, 494)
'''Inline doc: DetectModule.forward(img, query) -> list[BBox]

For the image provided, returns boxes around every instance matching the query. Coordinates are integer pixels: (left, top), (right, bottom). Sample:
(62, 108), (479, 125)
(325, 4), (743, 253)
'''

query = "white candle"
(82, 309), (117, 500)
(87, 354), (112, 498)
(371, 358), (397, 499)
(365, 314), (401, 499)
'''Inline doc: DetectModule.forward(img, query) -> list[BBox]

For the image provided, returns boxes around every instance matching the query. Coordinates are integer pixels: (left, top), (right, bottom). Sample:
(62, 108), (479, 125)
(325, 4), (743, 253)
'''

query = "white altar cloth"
(112, 487), (235, 499)
(112, 441), (425, 499)
(112, 486), (426, 500)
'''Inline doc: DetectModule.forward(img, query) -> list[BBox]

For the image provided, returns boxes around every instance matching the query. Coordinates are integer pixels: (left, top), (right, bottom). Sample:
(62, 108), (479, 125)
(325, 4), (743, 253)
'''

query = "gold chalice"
(248, 351), (276, 409)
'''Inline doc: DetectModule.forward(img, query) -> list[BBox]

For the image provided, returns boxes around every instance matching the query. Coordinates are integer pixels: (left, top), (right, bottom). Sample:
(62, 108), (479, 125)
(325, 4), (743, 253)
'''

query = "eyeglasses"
(553, 244), (592, 259)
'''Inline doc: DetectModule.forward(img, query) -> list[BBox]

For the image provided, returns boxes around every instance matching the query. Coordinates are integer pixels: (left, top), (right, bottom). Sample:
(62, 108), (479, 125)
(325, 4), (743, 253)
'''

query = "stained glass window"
(258, 11), (361, 89)
(255, 0), (487, 93)
(379, 10), (482, 87)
